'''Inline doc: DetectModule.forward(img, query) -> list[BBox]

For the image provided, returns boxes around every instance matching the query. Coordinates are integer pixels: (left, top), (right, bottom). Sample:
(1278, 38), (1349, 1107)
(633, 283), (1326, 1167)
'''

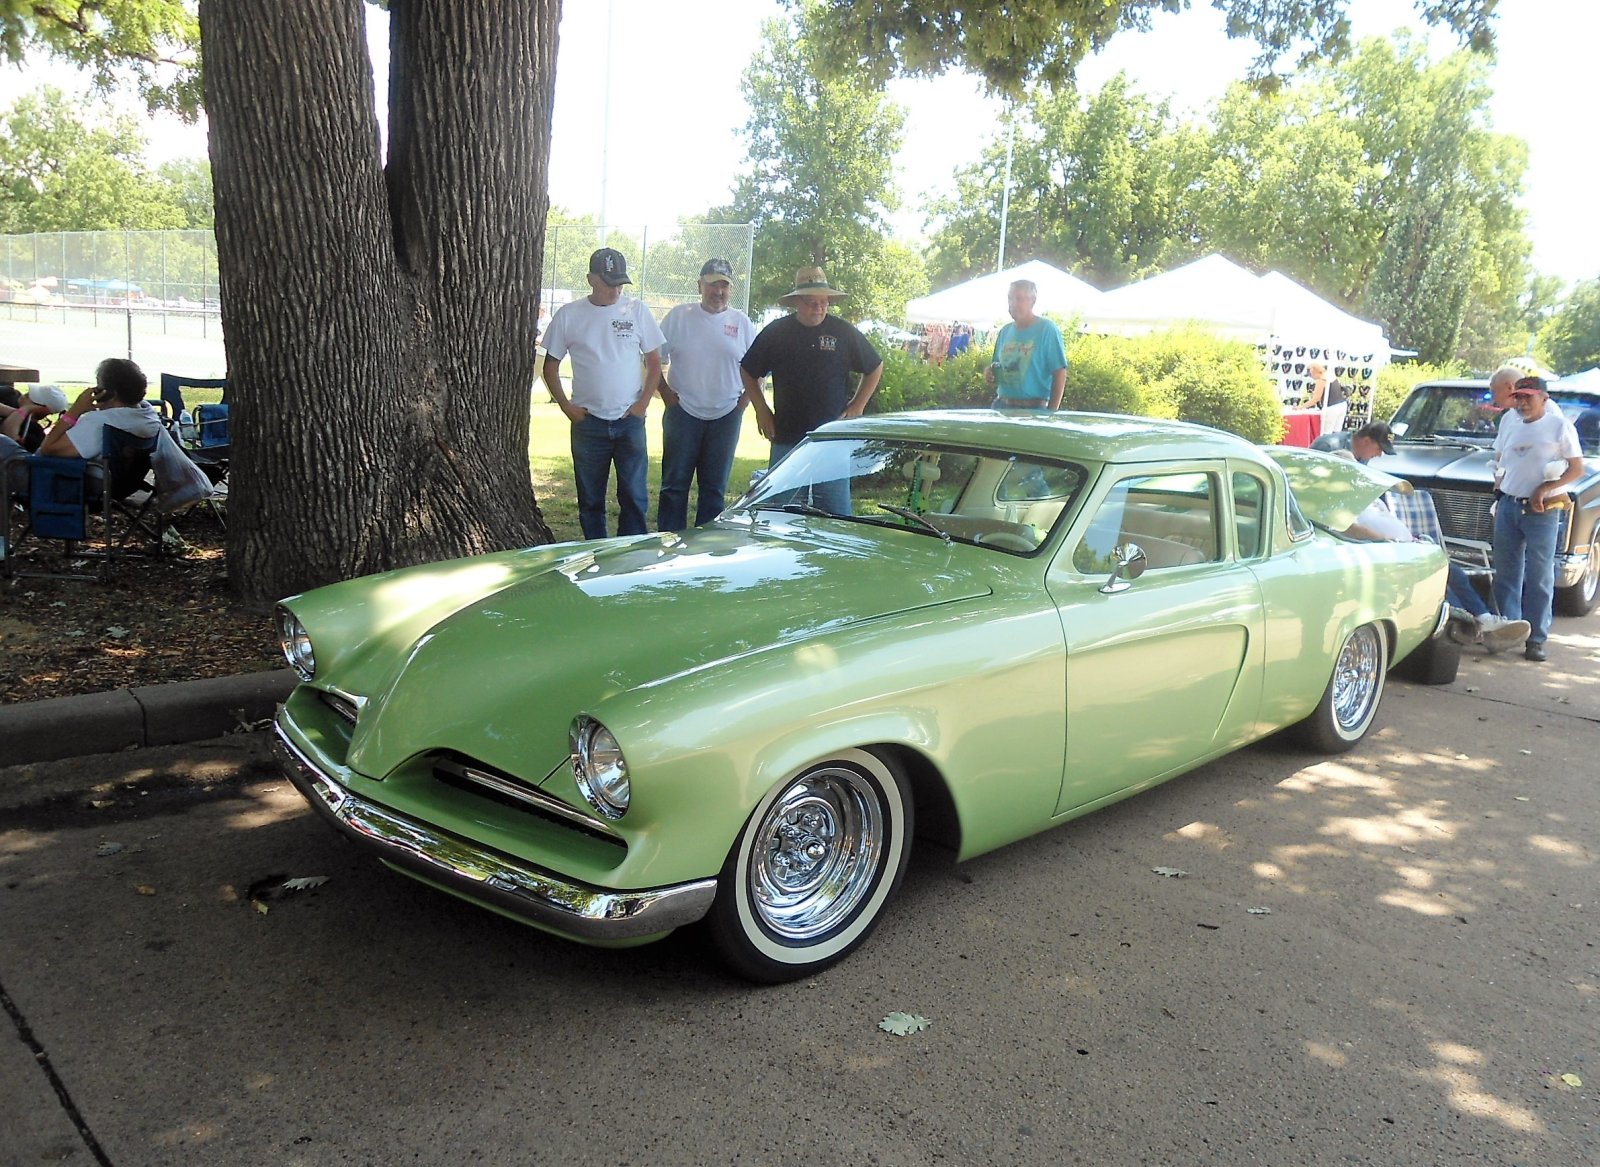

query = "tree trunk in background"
(199, 0), (557, 600)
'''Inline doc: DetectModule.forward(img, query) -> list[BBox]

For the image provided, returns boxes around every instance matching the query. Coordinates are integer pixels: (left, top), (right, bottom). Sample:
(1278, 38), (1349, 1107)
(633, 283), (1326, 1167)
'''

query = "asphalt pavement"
(1, 629), (1598, 1166)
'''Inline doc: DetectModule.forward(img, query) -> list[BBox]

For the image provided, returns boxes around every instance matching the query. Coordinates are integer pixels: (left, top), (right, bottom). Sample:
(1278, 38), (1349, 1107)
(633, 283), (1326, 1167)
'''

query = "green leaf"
(878, 1011), (931, 1036)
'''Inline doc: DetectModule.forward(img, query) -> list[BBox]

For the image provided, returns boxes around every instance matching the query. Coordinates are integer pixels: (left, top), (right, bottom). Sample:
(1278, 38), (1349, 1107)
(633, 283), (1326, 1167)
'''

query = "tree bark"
(199, 0), (558, 600)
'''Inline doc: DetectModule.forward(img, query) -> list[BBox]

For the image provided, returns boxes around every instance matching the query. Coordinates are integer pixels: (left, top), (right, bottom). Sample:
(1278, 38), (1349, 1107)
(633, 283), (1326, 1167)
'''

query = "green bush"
(874, 344), (994, 412)
(1062, 333), (1163, 417)
(875, 325), (1284, 445)
(1374, 359), (1466, 421)
(1105, 329), (1283, 443)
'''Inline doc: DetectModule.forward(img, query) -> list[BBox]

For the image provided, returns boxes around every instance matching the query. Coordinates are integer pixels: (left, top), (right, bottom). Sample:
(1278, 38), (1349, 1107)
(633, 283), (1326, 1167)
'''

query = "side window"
(1231, 471), (1267, 559)
(1072, 472), (1219, 573)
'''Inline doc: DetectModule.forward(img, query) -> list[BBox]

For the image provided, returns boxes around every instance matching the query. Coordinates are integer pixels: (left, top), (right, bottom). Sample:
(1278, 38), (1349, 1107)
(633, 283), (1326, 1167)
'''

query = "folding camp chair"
(158, 372), (229, 527)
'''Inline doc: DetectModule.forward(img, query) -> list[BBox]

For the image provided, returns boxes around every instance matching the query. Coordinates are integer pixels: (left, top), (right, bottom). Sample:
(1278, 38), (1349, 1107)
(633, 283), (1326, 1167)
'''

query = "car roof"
(816, 409), (1266, 466)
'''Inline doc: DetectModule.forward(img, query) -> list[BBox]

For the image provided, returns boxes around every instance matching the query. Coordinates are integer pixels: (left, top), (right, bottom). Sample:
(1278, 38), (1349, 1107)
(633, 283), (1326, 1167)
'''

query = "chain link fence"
(0, 224), (756, 380)
(541, 223), (756, 319)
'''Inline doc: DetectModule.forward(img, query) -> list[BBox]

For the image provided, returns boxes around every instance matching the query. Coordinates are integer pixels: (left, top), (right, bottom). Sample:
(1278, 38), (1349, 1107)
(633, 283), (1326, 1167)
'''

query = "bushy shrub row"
(873, 327), (1285, 444)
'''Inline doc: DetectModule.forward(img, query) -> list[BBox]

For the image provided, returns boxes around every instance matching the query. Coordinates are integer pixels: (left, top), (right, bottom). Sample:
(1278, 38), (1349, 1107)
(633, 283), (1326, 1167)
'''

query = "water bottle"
(179, 409), (197, 443)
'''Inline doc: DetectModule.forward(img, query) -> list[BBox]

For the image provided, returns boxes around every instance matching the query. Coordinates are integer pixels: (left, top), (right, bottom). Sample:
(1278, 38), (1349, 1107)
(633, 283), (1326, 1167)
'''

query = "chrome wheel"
(707, 748), (912, 983)
(1293, 622), (1389, 753)
(749, 767), (884, 941)
(1331, 624), (1384, 734)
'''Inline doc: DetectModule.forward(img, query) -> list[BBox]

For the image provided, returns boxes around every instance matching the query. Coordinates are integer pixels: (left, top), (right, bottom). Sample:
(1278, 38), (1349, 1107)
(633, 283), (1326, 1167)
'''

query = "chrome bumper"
(272, 725), (717, 941)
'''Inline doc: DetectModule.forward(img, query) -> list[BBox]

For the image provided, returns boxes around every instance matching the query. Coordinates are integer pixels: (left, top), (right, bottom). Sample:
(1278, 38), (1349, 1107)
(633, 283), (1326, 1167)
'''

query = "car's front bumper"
(273, 724), (717, 943)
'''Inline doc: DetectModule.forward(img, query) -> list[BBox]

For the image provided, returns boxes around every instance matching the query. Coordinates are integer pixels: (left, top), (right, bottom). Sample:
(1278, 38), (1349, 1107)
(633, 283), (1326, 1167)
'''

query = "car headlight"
(570, 716), (629, 819)
(276, 607), (316, 681)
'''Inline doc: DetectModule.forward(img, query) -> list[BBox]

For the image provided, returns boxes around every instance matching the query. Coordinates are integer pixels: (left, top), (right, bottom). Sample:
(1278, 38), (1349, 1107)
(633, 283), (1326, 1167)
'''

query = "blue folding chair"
(1, 428), (161, 581)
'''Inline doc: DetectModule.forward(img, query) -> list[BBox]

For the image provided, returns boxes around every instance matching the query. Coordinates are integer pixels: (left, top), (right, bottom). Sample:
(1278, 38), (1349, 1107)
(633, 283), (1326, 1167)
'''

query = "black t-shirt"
(1326, 378), (1349, 406)
(741, 314), (883, 445)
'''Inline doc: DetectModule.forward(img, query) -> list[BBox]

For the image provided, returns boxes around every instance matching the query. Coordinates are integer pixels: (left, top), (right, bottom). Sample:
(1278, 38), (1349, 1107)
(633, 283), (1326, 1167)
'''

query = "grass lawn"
(527, 398), (771, 543)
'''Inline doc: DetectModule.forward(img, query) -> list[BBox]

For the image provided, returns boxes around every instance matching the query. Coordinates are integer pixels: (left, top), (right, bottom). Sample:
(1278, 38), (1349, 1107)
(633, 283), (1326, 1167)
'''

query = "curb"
(0, 670), (296, 767)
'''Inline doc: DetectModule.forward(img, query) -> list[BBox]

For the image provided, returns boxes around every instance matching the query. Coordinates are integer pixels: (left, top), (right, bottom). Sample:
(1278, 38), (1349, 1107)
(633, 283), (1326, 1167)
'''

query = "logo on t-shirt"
(724, 322), (741, 338)
(611, 320), (635, 338)
(819, 335), (838, 352)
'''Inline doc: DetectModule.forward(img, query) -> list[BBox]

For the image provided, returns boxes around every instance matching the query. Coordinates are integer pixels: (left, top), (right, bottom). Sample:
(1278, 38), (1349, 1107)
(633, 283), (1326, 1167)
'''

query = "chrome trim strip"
(434, 758), (622, 841)
(272, 724), (716, 940)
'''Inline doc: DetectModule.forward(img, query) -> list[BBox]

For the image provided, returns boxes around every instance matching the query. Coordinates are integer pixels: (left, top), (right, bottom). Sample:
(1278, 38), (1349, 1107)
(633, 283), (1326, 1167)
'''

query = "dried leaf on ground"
(878, 1012), (931, 1036)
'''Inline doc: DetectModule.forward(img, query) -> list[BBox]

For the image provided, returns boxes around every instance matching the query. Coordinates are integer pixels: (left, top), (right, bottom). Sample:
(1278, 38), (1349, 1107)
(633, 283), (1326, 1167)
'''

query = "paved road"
(3, 629), (1598, 1166)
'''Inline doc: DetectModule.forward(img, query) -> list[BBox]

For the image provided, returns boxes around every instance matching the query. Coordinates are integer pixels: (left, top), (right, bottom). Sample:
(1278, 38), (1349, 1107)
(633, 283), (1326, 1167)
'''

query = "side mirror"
(1100, 542), (1148, 594)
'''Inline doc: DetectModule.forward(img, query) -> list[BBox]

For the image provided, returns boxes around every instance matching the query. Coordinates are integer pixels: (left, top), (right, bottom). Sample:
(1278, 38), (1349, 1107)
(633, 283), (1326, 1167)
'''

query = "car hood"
(1264, 446), (1403, 532)
(1371, 442), (1497, 487)
(341, 523), (992, 781)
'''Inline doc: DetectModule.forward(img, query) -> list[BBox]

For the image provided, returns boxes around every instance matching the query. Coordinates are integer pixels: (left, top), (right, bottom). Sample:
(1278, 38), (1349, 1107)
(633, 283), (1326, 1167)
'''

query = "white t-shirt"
(67, 403), (162, 457)
(1350, 492), (1414, 543)
(541, 295), (665, 420)
(658, 302), (756, 420)
(1494, 407), (1581, 499)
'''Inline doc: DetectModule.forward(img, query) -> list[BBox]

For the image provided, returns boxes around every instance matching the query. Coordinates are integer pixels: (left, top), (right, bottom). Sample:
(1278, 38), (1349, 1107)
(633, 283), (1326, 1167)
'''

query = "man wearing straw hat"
(740, 265), (882, 469)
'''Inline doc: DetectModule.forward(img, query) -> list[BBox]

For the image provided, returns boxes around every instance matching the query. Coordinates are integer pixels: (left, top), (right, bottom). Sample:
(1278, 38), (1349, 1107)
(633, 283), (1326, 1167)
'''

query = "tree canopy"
(924, 35), (1530, 366)
(718, 7), (926, 322)
(0, 0), (200, 115)
(790, 0), (1497, 95)
(1539, 280), (1600, 375)
(0, 86), (194, 232)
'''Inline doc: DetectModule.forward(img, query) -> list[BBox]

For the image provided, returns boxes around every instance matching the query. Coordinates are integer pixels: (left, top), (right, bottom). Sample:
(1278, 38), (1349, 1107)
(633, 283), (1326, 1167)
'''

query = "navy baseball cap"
(589, 248), (632, 286)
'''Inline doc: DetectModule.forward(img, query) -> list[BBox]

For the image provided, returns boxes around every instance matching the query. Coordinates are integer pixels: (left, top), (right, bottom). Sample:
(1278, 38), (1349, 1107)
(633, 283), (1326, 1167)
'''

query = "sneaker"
(1446, 610), (1481, 646)
(1476, 615), (1531, 653)
(1524, 641), (1548, 662)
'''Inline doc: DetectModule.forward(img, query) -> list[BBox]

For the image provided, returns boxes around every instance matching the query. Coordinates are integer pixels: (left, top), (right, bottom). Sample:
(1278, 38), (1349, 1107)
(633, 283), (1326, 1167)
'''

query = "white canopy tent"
(1079, 254), (1390, 357)
(1556, 367), (1600, 390)
(903, 260), (1102, 328)
(1080, 254), (1275, 342)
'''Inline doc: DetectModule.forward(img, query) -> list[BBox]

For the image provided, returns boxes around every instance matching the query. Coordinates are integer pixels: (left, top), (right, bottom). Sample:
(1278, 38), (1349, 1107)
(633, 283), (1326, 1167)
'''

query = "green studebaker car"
(273, 410), (1450, 981)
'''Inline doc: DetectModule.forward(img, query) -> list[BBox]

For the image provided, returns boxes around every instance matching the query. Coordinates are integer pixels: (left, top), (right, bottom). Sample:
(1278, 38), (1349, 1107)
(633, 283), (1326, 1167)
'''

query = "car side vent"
(432, 757), (625, 850)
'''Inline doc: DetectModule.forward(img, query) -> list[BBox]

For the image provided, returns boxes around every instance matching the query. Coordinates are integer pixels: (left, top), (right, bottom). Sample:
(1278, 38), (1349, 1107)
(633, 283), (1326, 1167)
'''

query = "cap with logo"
(699, 258), (734, 284)
(588, 248), (632, 287)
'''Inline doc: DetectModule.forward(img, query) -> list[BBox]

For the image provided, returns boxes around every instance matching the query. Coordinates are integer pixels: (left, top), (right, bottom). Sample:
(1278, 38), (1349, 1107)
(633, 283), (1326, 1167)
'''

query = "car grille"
(1429, 487), (1494, 545)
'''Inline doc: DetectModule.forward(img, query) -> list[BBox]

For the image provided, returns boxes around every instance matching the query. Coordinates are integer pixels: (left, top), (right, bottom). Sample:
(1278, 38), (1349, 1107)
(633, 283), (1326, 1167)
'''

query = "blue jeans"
(1491, 496), (1560, 644)
(657, 402), (743, 531)
(570, 413), (648, 539)
(768, 441), (850, 516)
(1446, 563), (1489, 617)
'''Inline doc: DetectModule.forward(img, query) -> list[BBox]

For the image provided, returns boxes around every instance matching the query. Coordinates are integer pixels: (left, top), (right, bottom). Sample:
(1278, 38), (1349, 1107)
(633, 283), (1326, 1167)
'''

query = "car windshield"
(730, 436), (1088, 555)
(1389, 384), (1600, 455)
(1389, 385), (1501, 443)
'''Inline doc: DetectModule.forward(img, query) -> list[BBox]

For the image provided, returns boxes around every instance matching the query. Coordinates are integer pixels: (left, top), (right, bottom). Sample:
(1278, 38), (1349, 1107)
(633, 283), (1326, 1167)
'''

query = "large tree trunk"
(199, 0), (558, 600)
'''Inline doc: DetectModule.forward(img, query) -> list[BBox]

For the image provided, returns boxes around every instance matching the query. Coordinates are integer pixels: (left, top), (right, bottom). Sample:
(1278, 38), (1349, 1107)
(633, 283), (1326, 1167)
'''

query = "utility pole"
(997, 104), (1015, 273)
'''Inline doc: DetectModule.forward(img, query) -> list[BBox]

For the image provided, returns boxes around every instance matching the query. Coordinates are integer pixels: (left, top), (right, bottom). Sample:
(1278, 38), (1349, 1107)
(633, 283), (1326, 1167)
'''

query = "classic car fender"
(580, 593), (1074, 883)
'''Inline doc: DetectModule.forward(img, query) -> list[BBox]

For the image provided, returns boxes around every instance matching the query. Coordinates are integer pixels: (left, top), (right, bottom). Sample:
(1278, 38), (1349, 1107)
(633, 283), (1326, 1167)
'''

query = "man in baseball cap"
(541, 248), (664, 538)
(0, 382), (71, 455)
(588, 247), (632, 287)
(655, 258), (756, 531)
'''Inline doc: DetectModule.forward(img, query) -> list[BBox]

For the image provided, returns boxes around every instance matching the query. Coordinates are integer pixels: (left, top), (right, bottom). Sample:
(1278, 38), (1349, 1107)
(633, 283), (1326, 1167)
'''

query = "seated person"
(0, 383), (70, 456)
(40, 358), (163, 460)
(1444, 565), (1529, 653)
(33, 358), (212, 511)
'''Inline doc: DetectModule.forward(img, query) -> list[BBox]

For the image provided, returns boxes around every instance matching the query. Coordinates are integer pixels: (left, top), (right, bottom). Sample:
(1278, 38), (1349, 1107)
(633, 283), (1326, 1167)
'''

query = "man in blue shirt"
(985, 279), (1067, 409)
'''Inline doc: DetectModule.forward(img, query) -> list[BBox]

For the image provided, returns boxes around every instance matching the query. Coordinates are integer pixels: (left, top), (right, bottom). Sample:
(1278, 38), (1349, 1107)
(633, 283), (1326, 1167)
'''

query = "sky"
(2, 0), (1596, 288)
